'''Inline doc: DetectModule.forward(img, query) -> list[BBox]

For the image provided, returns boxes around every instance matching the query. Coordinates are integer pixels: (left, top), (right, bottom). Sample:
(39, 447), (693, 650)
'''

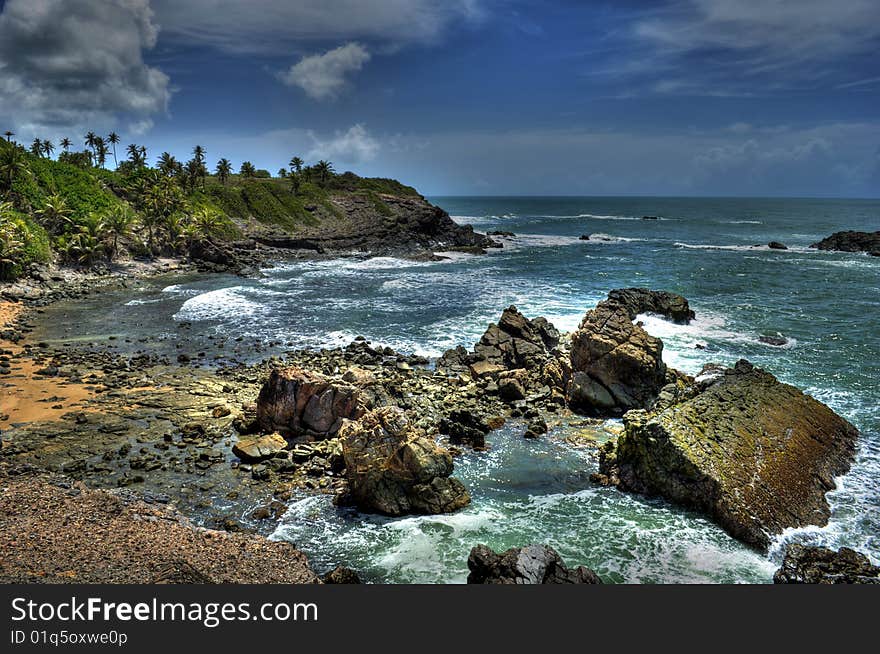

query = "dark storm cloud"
(0, 0), (170, 136)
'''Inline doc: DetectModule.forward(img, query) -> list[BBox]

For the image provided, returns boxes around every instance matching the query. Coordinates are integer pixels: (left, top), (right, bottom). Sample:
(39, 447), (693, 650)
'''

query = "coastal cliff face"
(253, 192), (499, 256)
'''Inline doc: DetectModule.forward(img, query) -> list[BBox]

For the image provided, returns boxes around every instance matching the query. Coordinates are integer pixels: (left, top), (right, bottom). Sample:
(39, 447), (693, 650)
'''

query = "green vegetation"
(0, 131), (416, 281)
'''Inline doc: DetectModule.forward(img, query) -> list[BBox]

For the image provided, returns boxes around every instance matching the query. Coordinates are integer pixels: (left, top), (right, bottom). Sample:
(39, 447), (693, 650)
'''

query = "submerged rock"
(598, 360), (859, 549)
(810, 230), (880, 255)
(773, 544), (880, 584)
(256, 367), (362, 438)
(466, 544), (602, 584)
(339, 407), (470, 516)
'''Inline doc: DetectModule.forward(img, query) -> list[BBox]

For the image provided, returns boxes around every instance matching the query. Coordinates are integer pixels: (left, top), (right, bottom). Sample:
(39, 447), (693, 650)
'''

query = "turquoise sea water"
(37, 197), (880, 583)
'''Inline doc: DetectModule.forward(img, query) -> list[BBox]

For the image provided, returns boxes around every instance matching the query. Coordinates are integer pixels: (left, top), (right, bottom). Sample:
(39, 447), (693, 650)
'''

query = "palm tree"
(0, 145), (29, 194)
(239, 161), (256, 179)
(35, 194), (73, 235)
(103, 205), (135, 260)
(289, 156), (304, 174)
(138, 145), (147, 161)
(315, 160), (334, 186)
(192, 207), (223, 237)
(0, 202), (24, 281)
(277, 168), (287, 178)
(41, 140), (54, 159)
(3, 131), (13, 143)
(192, 145), (205, 164)
(60, 138), (72, 153)
(107, 132), (120, 168)
(30, 138), (43, 157)
(85, 131), (97, 165)
(157, 152), (177, 176)
(95, 137), (107, 168)
(215, 158), (232, 185)
(126, 144), (142, 166)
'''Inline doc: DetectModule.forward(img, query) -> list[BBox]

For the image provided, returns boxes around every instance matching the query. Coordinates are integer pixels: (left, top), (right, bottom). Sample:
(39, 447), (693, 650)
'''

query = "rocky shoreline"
(0, 254), (873, 583)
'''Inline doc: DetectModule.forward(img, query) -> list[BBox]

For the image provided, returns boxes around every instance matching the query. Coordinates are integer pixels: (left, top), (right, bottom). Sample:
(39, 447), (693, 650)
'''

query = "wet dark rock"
(605, 288), (694, 324)
(339, 407), (470, 516)
(768, 241), (788, 250)
(438, 409), (492, 449)
(810, 230), (880, 254)
(759, 335), (788, 346)
(498, 377), (526, 402)
(466, 544), (602, 584)
(322, 566), (362, 584)
(773, 544), (880, 584)
(598, 360), (859, 549)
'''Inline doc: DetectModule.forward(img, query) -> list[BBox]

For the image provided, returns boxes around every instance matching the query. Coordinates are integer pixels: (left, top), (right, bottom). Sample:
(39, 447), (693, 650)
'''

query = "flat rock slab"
(600, 360), (858, 549)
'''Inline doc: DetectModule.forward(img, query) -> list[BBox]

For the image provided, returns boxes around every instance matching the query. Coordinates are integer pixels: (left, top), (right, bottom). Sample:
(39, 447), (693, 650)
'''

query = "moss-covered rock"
(599, 360), (859, 549)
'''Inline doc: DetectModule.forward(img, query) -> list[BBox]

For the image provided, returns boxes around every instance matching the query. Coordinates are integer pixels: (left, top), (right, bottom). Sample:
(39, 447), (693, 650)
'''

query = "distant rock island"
(811, 230), (880, 256)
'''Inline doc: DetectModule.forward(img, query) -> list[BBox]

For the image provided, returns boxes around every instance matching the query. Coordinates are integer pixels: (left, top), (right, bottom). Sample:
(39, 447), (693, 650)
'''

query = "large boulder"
(773, 544), (880, 584)
(598, 360), (859, 549)
(232, 432), (288, 462)
(256, 367), (362, 439)
(567, 289), (695, 416)
(810, 230), (880, 255)
(339, 407), (470, 516)
(568, 300), (668, 415)
(466, 544), (602, 584)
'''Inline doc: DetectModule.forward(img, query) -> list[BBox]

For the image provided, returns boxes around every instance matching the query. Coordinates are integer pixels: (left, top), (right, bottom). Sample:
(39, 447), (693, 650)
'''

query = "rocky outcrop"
(768, 241), (788, 250)
(773, 544), (880, 584)
(466, 544), (602, 584)
(605, 288), (694, 324)
(438, 305), (560, 376)
(257, 194), (500, 256)
(597, 360), (859, 549)
(567, 289), (694, 416)
(338, 407), (470, 516)
(810, 230), (880, 255)
(256, 367), (363, 439)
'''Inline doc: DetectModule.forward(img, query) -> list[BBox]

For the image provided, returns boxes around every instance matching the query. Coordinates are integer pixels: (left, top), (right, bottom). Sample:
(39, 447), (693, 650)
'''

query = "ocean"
(34, 196), (880, 583)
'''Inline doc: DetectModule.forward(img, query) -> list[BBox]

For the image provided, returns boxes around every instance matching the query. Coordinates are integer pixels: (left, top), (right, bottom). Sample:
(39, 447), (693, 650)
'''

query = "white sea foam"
(724, 219), (763, 224)
(588, 233), (644, 243)
(450, 214), (497, 225)
(124, 298), (162, 306)
(675, 242), (812, 253)
(160, 283), (201, 296)
(173, 286), (264, 322)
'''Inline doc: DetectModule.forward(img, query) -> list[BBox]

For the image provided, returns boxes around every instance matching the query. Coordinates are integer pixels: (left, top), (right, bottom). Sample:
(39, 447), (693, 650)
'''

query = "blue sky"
(1, 0), (879, 196)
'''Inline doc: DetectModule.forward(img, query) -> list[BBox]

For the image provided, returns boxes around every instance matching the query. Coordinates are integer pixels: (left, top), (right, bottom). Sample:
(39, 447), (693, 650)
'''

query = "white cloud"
(635, 0), (880, 73)
(0, 0), (169, 139)
(152, 0), (483, 53)
(279, 43), (371, 101)
(308, 124), (380, 164)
